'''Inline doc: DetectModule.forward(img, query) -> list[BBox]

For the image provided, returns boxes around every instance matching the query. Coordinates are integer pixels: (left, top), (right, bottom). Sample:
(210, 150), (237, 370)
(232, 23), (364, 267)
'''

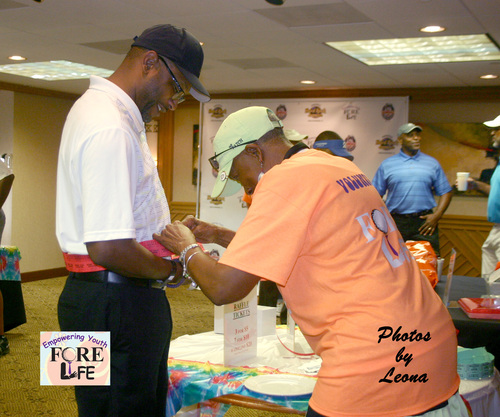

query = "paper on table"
(223, 286), (258, 366)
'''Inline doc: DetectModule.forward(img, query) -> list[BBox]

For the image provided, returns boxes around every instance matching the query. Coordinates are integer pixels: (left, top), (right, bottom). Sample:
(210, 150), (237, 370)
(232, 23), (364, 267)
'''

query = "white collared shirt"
(56, 76), (170, 254)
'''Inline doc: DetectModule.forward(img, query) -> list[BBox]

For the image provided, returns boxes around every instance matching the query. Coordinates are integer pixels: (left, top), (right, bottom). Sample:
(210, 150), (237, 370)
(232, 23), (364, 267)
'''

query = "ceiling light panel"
(0, 60), (113, 80)
(325, 34), (500, 65)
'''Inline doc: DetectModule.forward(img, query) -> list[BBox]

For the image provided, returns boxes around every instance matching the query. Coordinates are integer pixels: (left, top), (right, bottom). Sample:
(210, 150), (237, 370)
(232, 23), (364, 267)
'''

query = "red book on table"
(458, 298), (500, 319)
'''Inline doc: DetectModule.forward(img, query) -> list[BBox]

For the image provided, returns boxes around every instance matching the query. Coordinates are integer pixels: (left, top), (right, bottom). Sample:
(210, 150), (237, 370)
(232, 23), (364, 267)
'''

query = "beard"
(140, 100), (159, 124)
(141, 108), (152, 124)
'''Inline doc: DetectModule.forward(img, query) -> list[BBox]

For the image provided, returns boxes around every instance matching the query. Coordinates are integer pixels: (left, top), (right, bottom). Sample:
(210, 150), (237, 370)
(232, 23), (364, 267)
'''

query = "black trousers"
(392, 213), (440, 256)
(58, 273), (172, 417)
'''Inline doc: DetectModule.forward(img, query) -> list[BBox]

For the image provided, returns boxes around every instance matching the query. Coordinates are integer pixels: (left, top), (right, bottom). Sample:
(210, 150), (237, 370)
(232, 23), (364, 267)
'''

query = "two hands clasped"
(154, 216), (259, 305)
(153, 216), (215, 257)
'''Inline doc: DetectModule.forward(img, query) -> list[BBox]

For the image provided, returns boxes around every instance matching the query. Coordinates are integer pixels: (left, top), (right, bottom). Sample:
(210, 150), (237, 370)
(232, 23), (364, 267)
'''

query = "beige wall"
(5, 91), (498, 273)
(12, 93), (74, 272)
(410, 101), (496, 217)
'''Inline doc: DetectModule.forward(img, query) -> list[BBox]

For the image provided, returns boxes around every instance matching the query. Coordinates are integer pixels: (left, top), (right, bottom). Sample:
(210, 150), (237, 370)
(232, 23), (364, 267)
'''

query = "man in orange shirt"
(155, 107), (468, 417)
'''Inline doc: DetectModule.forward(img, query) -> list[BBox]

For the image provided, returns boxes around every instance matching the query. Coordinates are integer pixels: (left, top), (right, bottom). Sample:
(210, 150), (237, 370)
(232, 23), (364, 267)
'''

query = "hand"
(418, 213), (439, 236)
(153, 221), (197, 255)
(182, 215), (218, 244)
(454, 177), (476, 191)
(466, 177), (477, 190)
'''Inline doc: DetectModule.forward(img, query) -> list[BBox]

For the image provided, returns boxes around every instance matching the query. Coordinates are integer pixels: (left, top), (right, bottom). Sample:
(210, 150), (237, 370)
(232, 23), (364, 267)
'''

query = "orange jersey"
(220, 150), (459, 416)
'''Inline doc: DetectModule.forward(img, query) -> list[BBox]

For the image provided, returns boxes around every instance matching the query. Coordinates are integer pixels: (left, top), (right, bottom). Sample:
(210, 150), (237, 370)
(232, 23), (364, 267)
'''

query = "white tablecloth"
(169, 329), (319, 375)
(459, 369), (500, 417)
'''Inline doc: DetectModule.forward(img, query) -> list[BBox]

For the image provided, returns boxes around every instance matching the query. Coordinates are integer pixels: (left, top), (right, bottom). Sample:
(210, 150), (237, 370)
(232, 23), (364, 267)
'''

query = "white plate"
(243, 374), (316, 397)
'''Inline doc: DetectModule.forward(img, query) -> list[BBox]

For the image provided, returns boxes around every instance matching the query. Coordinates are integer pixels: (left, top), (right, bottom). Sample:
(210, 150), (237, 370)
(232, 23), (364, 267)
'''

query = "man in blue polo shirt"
(372, 123), (452, 256)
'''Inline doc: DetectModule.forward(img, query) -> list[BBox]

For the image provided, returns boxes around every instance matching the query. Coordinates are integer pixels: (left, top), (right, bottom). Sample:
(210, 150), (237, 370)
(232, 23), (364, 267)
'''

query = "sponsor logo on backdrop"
(305, 104), (326, 119)
(345, 135), (357, 152)
(381, 103), (395, 120)
(275, 104), (287, 120)
(343, 104), (360, 120)
(208, 195), (224, 206)
(40, 331), (110, 386)
(376, 135), (397, 151)
(209, 105), (227, 119)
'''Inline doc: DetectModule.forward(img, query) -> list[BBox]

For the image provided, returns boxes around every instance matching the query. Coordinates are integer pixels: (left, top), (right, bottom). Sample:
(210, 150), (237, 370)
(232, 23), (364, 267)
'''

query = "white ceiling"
(0, 0), (499, 97)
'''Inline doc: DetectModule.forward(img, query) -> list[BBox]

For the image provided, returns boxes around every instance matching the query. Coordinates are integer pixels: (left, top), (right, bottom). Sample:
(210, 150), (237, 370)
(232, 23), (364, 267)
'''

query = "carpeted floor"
(0, 277), (214, 417)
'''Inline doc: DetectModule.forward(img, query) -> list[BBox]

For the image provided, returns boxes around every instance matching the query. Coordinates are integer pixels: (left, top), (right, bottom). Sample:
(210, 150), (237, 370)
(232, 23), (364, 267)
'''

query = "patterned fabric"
(0, 246), (21, 282)
(166, 358), (312, 417)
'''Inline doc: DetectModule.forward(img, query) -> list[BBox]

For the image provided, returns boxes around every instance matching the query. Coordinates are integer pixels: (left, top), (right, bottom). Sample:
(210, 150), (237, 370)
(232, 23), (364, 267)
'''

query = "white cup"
(437, 257), (444, 281)
(456, 172), (470, 191)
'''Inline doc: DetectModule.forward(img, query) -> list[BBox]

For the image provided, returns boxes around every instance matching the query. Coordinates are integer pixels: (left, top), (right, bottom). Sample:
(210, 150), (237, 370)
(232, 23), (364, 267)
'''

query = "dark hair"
(315, 130), (343, 142)
(257, 127), (286, 144)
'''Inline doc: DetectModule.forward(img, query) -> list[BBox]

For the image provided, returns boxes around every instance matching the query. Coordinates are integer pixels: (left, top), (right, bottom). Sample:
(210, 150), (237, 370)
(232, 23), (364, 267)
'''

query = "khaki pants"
(482, 223), (500, 277)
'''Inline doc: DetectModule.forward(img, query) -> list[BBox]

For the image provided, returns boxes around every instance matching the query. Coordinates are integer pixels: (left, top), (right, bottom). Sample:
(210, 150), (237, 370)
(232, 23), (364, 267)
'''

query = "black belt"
(391, 209), (433, 218)
(411, 390), (459, 416)
(412, 399), (449, 416)
(70, 271), (166, 290)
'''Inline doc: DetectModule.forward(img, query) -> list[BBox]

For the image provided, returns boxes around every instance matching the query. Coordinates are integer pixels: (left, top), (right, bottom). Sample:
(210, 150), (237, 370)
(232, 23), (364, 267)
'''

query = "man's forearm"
(214, 225), (236, 248)
(86, 239), (174, 280)
(183, 246), (260, 305)
(434, 191), (452, 219)
(473, 179), (491, 195)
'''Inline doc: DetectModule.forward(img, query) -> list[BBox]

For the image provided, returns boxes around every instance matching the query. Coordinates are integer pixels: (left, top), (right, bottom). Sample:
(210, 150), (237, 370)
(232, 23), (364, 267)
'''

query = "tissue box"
(257, 306), (276, 336)
(214, 305), (276, 336)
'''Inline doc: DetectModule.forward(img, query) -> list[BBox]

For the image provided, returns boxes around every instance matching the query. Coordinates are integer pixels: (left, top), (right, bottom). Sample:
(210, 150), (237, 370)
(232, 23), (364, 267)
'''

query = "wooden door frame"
(157, 111), (175, 202)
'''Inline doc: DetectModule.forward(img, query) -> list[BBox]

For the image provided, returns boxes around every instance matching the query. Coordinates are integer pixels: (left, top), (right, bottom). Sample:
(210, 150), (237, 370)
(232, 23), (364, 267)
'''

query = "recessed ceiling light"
(8, 55), (26, 61)
(325, 34), (500, 65)
(300, 80), (316, 85)
(420, 26), (445, 33)
(0, 60), (113, 81)
(480, 74), (498, 79)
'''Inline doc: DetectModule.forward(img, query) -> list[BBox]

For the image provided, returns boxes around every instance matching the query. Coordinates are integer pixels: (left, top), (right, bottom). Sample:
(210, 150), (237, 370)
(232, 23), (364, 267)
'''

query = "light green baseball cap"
(211, 106), (283, 198)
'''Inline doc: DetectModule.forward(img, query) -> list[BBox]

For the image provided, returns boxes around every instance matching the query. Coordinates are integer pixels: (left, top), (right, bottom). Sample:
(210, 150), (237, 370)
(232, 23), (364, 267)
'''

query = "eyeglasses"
(158, 56), (185, 103)
(209, 140), (257, 171)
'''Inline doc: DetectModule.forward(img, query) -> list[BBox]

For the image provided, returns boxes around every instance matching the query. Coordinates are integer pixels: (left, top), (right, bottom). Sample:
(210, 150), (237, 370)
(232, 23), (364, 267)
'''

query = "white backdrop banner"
(198, 97), (408, 252)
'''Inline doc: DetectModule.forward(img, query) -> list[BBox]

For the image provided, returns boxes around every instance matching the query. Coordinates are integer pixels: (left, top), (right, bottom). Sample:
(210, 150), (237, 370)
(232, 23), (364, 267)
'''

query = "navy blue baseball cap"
(313, 139), (353, 161)
(132, 24), (210, 103)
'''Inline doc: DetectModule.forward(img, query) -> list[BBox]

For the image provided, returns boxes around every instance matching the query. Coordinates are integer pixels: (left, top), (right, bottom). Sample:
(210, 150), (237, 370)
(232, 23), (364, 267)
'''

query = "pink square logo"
(40, 331), (110, 386)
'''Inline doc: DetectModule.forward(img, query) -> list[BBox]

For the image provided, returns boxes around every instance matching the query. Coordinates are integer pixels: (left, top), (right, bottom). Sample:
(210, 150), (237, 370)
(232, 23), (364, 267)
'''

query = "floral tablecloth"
(0, 246), (24, 331)
(0, 246), (21, 281)
(167, 358), (313, 417)
(166, 329), (319, 416)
